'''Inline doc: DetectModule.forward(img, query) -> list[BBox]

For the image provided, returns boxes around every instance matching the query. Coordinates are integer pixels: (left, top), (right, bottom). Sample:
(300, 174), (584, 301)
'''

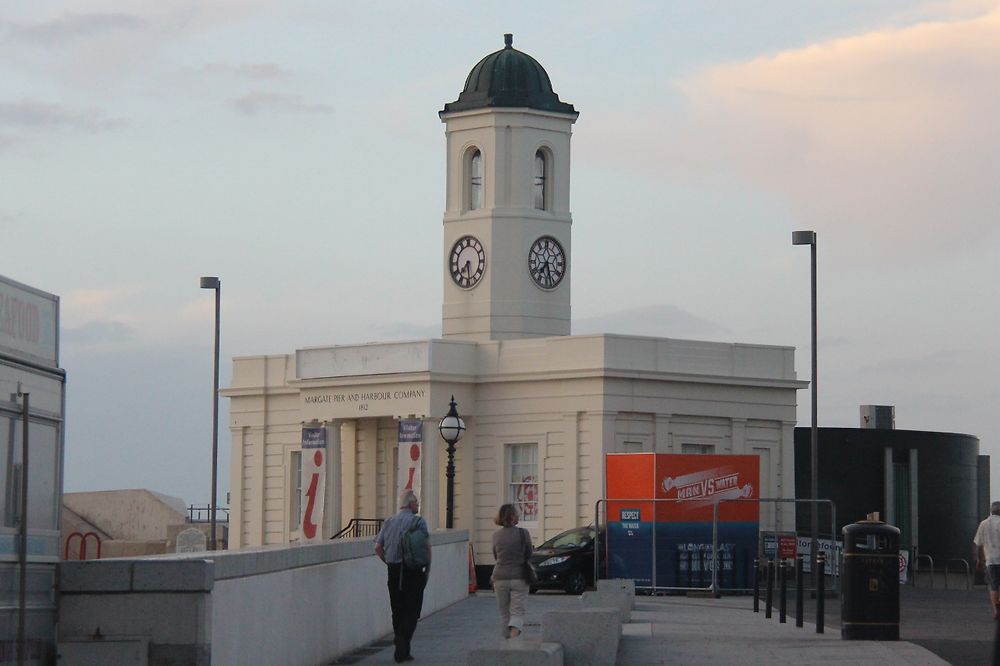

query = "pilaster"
(654, 414), (673, 453)
(421, 418), (441, 530)
(323, 420), (342, 538)
(731, 418), (747, 454)
(778, 420), (797, 531)
(341, 420), (357, 526)
(562, 412), (580, 531)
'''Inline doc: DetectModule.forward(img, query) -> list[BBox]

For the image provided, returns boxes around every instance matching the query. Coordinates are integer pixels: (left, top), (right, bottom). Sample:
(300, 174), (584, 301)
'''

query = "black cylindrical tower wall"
(794, 428), (981, 565)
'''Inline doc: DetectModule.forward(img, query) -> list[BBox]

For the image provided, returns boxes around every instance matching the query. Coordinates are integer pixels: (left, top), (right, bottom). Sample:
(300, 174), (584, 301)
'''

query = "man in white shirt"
(974, 501), (1000, 619)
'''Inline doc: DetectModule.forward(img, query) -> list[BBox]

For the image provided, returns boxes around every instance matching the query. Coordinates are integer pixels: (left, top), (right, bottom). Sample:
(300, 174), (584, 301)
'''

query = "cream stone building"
(222, 35), (805, 558)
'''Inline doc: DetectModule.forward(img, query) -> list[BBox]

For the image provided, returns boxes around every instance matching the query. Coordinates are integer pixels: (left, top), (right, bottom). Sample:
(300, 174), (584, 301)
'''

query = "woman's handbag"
(520, 528), (538, 584)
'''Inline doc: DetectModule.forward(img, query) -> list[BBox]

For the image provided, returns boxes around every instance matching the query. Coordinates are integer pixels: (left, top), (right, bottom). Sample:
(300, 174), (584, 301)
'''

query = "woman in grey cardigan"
(491, 503), (533, 638)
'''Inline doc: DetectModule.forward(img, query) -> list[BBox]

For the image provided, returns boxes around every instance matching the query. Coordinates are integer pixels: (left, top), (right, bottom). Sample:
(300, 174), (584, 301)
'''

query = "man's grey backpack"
(401, 515), (430, 570)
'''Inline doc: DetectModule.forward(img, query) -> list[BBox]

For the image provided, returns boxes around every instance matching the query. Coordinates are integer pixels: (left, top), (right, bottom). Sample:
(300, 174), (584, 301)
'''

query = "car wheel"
(529, 586), (538, 595)
(564, 570), (586, 595)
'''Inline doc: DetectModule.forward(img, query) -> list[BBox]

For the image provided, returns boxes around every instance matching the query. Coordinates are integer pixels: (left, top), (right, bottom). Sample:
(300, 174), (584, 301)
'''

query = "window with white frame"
(533, 150), (547, 210)
(290, 450), (303, 531)
(469, 149), (482, 210)
(508, 443), (538, 524)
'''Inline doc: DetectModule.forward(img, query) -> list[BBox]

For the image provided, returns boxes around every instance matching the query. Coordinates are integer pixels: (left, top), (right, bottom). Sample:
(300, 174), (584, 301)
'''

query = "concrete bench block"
(597, 578), (635, 602)
(467, 642), (563, 666)
(582, 579), (634, 622)
(542, 608), (621, 666)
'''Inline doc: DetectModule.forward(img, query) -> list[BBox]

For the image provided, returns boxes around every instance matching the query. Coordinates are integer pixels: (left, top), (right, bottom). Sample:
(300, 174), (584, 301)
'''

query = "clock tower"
(440, 34), (578, 341)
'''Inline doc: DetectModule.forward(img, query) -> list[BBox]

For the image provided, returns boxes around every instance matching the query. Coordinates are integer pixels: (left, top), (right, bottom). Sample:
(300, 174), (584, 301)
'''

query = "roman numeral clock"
(449, 236), (486, 289)
(528, 236), (566, 290)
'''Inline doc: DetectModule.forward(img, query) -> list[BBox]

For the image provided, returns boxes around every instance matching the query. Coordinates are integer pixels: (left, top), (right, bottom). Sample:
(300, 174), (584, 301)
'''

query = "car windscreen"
(539, 529), (595, 550)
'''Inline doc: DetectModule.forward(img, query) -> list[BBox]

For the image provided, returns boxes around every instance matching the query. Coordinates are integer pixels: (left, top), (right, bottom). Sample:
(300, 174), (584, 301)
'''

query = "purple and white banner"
(300, 426), (327, 542)
(397, 420), (423, 503)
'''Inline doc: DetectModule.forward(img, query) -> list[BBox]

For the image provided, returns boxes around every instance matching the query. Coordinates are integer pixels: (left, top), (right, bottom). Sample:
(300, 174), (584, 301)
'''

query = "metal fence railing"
(594, 497), (839, 595)
(187, 504), (229, 524)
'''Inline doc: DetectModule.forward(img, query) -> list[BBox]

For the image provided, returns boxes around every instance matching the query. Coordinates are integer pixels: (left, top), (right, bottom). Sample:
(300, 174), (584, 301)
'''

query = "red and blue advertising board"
(606, 453), (760, 589)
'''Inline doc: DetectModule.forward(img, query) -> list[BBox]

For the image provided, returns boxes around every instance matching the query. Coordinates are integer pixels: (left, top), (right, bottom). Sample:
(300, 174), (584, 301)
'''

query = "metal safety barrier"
(914, 554), (935, 588)
(945, 558), (972, 590)
(593, 496), (838, 594)
(188, 504), (230, 524)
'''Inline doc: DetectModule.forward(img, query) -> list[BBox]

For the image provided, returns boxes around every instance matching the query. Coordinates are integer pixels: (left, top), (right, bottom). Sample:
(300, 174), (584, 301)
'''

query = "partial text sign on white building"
(0, 274), (58, 366)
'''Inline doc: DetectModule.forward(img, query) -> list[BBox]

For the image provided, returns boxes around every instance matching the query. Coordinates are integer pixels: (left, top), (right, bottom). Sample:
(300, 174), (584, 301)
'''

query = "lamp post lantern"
(791, 230), (818, 593)
(437, 396), (465, 529)
(200, 276), (221, 550)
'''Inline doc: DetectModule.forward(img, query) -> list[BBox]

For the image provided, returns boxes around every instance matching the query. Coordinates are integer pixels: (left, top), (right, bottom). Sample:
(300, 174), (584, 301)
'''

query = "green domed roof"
(441, 34), (576, 115)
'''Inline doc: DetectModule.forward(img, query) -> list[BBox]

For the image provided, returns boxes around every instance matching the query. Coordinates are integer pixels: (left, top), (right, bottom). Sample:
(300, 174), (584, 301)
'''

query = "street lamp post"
(791, 230), (818, 593)
(200, 277), (221, 550)
(437, 396), (465, 529)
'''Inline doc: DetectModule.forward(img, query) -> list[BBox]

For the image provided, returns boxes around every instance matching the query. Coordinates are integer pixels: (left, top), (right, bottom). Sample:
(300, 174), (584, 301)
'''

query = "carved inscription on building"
(301, 386), (428, 418)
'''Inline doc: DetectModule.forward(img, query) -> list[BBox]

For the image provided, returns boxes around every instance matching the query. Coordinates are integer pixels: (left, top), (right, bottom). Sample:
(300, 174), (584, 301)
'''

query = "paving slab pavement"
(331, 591), (952, 665)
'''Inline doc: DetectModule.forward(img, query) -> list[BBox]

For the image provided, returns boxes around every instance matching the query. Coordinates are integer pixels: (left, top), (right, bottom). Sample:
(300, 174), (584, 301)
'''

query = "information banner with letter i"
(397, 419), (423, 503)
(300, 425), (327, 542)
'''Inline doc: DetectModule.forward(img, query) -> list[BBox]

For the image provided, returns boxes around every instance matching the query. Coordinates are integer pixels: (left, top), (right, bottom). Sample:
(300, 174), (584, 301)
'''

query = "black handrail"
(331, 518), (384, 539)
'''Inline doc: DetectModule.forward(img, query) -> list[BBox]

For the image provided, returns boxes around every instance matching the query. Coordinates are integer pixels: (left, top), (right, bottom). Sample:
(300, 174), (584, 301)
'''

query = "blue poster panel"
(607, 507), (653, 587)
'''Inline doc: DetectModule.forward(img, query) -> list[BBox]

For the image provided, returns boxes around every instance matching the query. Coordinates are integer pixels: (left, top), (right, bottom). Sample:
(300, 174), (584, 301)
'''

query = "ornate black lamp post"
(437, 396), (465, 529)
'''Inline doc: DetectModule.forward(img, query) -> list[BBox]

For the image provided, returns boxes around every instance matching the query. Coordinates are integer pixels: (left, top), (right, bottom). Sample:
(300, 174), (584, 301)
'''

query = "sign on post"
(300, 426), (327, 541)
(397, 419), (423, 502)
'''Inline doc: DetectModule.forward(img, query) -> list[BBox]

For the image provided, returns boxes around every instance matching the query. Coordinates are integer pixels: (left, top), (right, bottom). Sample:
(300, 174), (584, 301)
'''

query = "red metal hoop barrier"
(64, 531), (102, 560)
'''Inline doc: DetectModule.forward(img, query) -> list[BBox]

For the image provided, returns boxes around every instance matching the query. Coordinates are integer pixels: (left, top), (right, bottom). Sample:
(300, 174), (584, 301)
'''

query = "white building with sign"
(223, 35), (805, 558)
(0, 273), (64, 661)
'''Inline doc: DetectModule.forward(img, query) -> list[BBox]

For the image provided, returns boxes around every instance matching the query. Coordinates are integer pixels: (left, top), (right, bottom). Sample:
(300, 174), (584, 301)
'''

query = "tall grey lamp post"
(437, 396), (465, 529)
(200, 277), (221, 550)
(791, 230), (818, 593)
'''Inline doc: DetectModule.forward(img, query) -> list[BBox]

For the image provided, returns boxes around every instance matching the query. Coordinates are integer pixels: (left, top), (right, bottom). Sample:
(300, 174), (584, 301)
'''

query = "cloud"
(62, 320), (138, 346)
(1, 12), (147, 45)
(656, 5), (1000, 264)
(230, 92), (335, 116)
(200, 62), (293, 81)
(574, 304), (731, 340)
(63, 287), (138, 312)
(0, 99), (127, 132)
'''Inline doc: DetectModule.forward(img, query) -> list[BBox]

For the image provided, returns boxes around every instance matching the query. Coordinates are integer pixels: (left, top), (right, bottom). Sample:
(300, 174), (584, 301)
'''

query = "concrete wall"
(59, 530), (469, 665)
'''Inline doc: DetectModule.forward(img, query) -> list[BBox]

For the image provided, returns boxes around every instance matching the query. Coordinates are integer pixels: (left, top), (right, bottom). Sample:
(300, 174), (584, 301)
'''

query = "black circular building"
(794, 426), (987, 566)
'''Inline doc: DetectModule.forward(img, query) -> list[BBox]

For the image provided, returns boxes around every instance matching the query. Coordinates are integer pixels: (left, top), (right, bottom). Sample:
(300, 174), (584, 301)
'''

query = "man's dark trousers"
(387, 563), (426, 659)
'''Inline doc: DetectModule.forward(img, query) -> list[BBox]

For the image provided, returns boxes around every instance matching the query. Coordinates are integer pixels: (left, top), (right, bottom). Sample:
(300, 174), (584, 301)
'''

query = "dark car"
(528, 526), (604, 595)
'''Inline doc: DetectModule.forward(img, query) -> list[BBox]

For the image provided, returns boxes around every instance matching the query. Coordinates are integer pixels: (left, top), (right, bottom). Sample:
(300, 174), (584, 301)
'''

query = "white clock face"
(449, 235), (486, 289)
(528, 236), (566, 290)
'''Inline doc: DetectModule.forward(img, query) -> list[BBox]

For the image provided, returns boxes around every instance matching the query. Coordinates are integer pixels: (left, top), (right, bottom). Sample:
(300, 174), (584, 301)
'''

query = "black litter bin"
(841, 518), (900, 640)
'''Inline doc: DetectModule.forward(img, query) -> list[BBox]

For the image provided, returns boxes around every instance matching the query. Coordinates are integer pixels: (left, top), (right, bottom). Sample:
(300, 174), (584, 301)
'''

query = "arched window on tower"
(469, 149), (482, 211)
(533, 150), (547, 210)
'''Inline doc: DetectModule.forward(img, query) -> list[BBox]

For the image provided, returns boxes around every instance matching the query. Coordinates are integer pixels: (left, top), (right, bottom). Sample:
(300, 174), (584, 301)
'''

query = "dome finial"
(504, 33), (513, 48)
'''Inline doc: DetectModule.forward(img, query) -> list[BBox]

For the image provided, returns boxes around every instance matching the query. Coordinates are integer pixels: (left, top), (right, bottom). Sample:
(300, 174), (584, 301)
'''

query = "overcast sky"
(2, 1), (998, 507)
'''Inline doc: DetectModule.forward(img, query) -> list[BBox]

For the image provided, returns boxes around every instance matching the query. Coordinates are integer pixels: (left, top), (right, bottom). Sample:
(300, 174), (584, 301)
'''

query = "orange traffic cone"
(468, 542), (478, 593)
